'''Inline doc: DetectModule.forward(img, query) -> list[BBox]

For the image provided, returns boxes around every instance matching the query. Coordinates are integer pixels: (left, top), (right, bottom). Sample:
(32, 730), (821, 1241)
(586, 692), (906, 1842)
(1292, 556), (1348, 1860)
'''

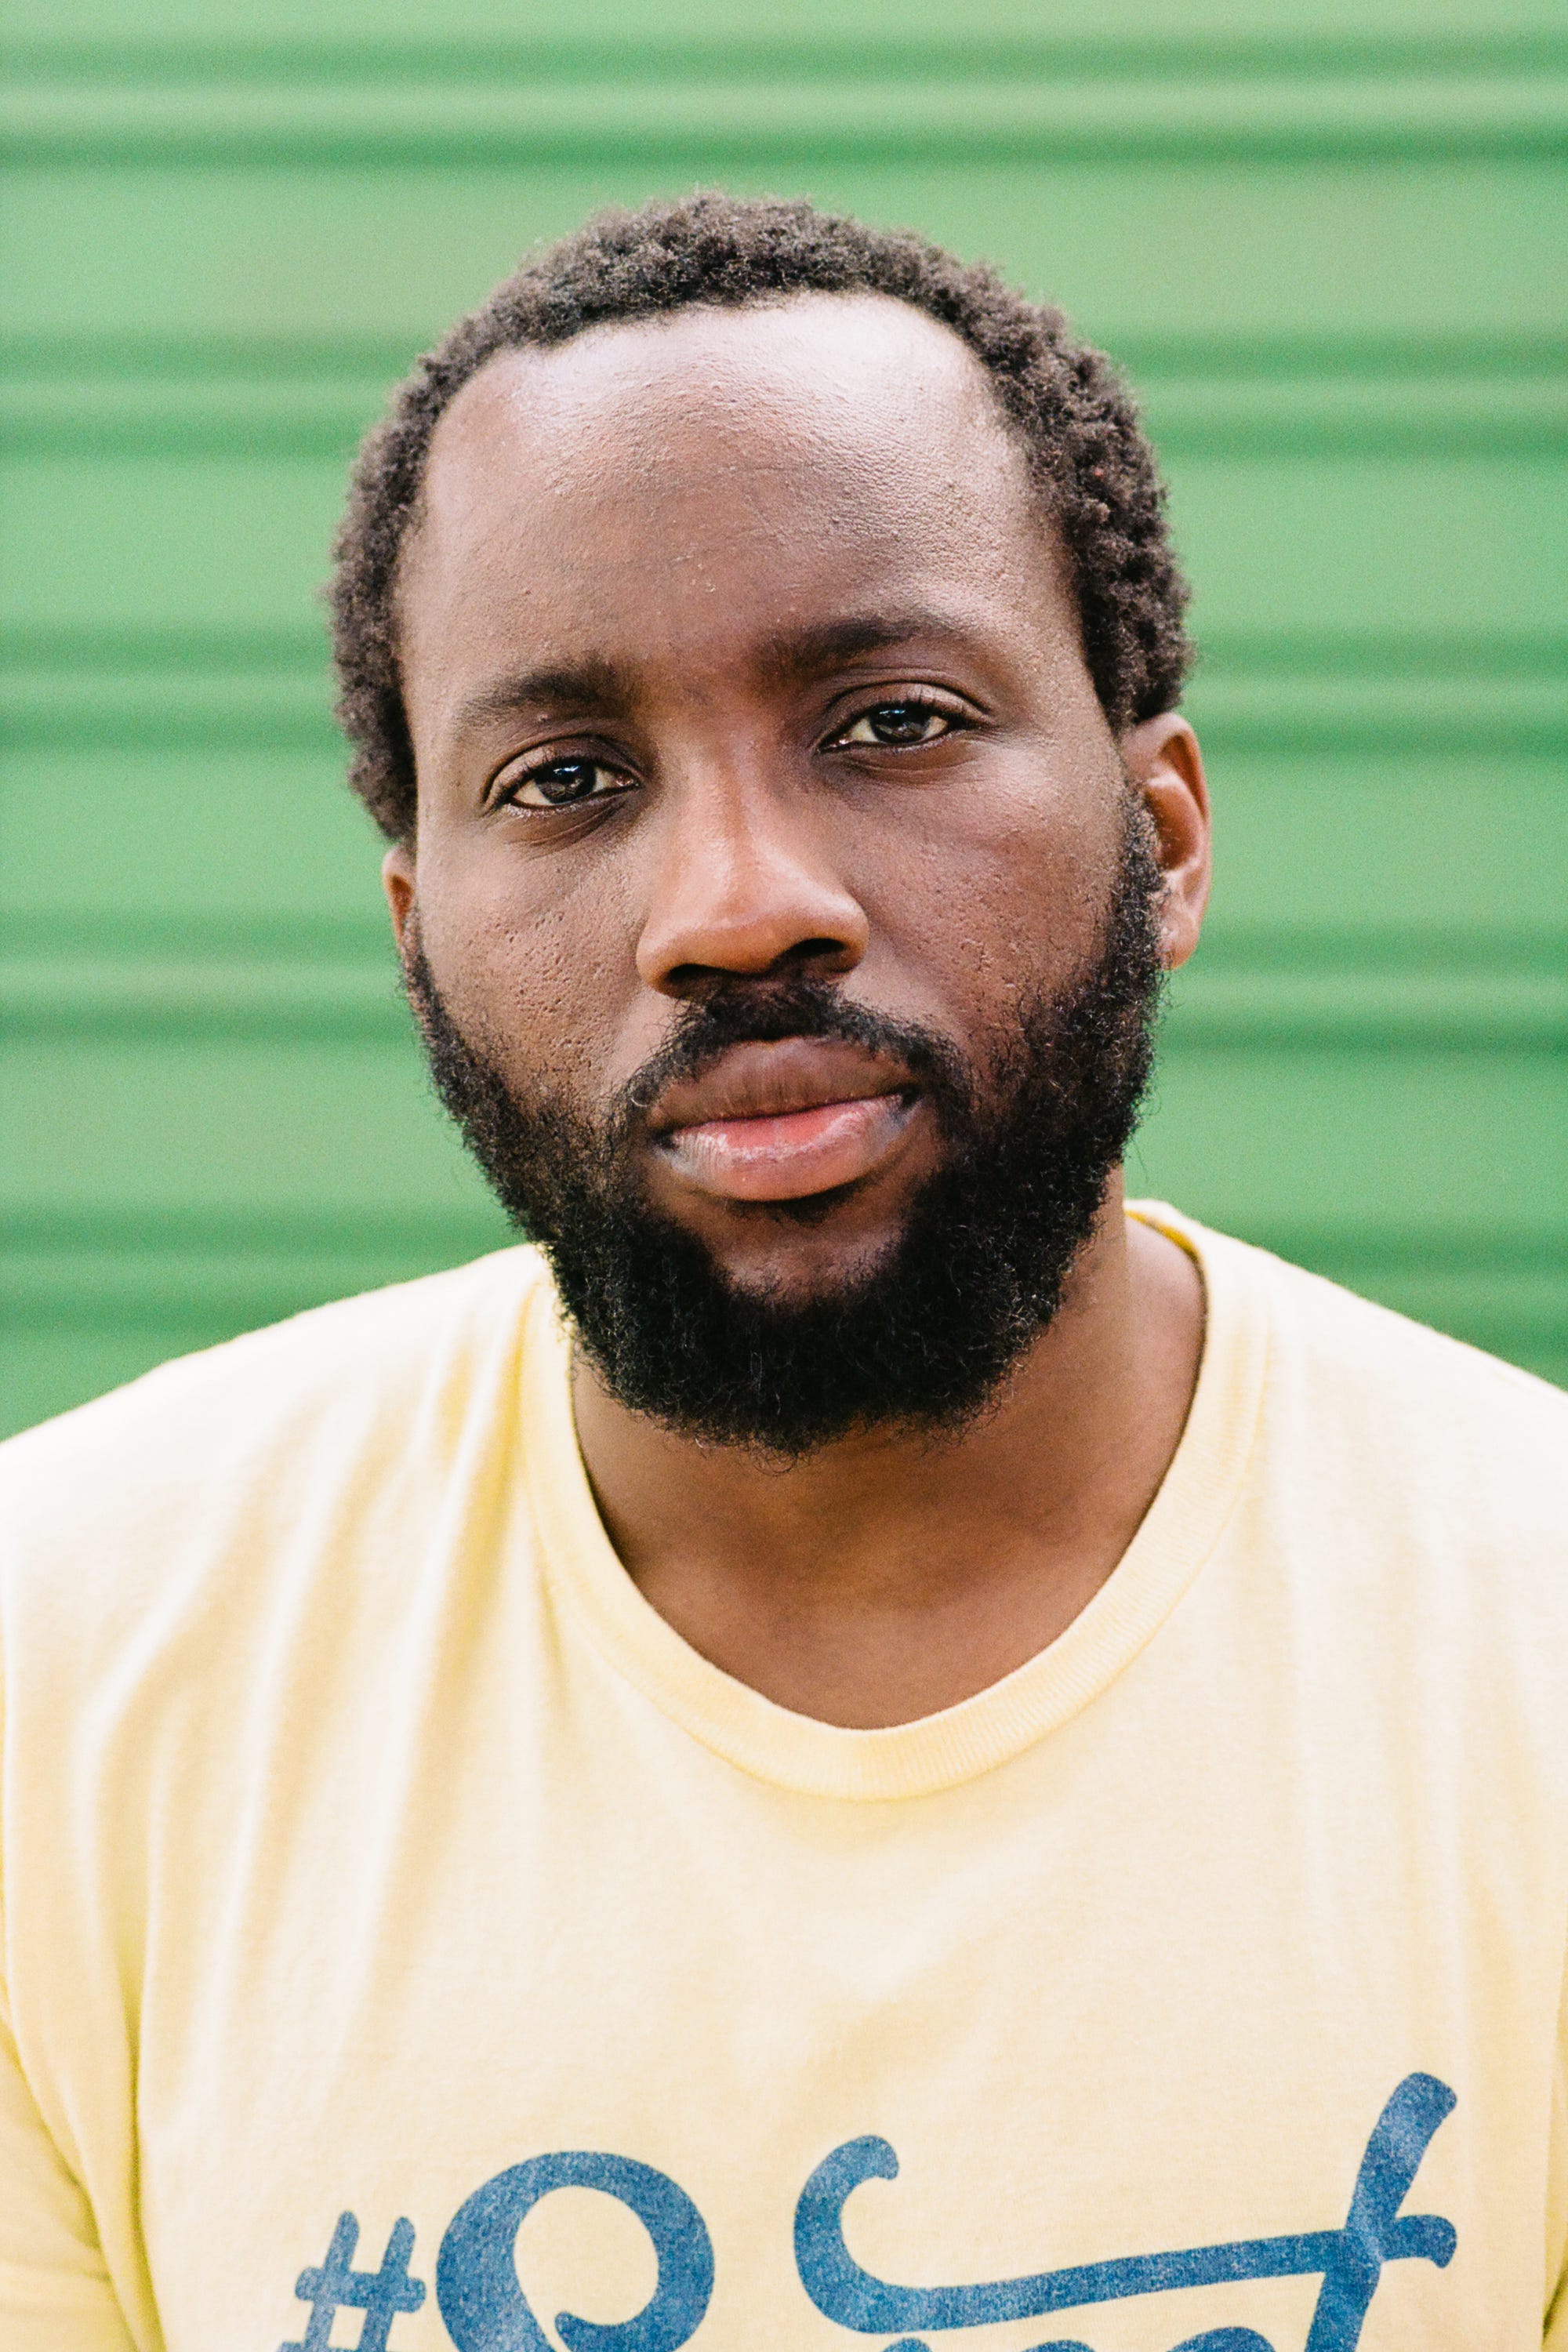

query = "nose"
(634, 769), (869, 1000)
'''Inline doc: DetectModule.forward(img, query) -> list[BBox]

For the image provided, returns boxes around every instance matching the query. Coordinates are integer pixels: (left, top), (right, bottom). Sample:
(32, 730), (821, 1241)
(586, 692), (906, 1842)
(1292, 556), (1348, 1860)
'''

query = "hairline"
(331, 194), (1192, 841)
(392, 285), (1069, 698)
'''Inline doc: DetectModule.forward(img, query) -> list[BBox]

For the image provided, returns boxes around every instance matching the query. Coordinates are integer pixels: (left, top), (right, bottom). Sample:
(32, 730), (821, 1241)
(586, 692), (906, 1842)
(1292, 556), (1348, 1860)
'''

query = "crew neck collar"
(521, 1205), (1268, 1802)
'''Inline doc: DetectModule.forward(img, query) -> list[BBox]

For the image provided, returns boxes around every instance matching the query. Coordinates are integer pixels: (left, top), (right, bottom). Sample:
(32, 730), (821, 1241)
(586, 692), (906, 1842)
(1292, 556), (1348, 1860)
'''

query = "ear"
(1118, 713), (1211, 973)
(382, 844), (417, 960)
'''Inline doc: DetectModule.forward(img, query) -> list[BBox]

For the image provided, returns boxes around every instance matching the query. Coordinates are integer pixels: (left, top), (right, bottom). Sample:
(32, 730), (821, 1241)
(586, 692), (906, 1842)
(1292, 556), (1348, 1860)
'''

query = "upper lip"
(645, 1037), (913, 1134)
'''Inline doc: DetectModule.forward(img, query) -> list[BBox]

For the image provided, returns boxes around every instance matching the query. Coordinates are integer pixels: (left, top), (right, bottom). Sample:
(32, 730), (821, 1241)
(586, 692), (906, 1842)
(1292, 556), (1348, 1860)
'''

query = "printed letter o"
(436, 2151), (714, 2352)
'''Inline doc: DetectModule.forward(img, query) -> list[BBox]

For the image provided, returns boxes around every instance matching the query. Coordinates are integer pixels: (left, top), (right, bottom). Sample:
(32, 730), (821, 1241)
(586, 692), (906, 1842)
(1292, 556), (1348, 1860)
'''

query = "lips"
(647, 1037), (920, 1203)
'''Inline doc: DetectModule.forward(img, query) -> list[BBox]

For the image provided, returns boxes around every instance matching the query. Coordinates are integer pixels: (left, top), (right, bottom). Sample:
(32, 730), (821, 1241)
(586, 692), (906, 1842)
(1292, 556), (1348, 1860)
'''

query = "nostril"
(785, 937), (857, 970)
(661, 938), (858, 997)
(662, 964), (727, 999)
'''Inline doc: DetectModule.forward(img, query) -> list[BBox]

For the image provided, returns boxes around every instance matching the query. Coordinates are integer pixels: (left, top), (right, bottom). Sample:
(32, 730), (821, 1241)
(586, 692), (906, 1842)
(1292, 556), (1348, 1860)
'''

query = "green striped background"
(3, 0), (1565, 1433)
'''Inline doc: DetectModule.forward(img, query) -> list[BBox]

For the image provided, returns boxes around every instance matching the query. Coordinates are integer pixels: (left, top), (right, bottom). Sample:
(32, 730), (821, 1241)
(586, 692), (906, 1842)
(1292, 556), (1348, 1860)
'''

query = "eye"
(833, 699), (960, 750)
(502, 757), (637, 811)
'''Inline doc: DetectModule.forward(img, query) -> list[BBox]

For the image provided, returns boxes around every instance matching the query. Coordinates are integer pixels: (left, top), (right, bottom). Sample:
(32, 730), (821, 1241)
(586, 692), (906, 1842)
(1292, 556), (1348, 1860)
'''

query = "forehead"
(399, 292), (1062, 677)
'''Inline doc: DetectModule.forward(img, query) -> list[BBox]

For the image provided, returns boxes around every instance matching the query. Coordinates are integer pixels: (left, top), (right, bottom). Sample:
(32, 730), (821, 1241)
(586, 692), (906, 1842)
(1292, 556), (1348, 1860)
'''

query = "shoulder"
(1152, 1206), (1568, 1585)
(1245, 1228), (1565, 1488)
(1140, 1210), (1568, 1806)
(0, 1246), (554, 1633)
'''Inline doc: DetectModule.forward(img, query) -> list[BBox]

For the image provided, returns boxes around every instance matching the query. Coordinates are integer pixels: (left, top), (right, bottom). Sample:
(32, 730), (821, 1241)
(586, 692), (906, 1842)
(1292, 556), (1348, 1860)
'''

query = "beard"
(403, 806), (1165, 1456)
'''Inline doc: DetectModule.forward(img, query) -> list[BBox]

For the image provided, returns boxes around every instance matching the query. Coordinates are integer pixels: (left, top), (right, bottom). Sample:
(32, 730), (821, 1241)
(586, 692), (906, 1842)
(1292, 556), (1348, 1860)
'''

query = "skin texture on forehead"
(401, 291), (1044, 663)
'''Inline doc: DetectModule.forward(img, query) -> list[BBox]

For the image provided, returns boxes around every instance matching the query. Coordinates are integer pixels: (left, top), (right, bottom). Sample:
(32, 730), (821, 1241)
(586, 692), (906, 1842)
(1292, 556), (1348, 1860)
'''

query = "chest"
(122, 1679), (1559, 2352)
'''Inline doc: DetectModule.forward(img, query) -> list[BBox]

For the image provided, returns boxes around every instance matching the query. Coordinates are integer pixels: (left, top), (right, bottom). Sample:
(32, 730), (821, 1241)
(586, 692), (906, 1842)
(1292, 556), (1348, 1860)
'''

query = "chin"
(703, 1210), (907, 1305)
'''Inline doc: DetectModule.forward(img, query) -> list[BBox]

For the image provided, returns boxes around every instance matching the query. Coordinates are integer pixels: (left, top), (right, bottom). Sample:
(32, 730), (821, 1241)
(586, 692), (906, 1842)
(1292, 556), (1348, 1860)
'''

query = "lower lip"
(658, 1093), (916, 1201)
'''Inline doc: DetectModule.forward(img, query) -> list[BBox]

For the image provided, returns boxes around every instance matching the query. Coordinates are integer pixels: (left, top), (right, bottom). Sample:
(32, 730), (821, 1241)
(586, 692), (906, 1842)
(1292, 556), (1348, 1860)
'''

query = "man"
(1, 193), (1563, 2351)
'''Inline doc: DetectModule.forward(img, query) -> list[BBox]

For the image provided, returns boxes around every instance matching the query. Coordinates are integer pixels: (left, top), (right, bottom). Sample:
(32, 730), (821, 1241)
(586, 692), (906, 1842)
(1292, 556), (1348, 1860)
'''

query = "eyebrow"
(754, 608), (988, 684)
(445, 608), (989, 739)
(448, 659), (634, 737)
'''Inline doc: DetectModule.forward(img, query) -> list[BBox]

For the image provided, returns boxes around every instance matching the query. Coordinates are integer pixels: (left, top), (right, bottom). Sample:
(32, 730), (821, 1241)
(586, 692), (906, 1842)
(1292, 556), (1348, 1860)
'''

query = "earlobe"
(1119, 713), (1212, 973)
(382, 844), (418, 958)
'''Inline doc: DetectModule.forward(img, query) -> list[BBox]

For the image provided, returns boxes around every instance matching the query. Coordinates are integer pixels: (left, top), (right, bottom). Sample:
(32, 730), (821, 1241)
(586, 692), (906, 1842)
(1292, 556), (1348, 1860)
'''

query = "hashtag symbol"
(280, 2212), (426, 2352)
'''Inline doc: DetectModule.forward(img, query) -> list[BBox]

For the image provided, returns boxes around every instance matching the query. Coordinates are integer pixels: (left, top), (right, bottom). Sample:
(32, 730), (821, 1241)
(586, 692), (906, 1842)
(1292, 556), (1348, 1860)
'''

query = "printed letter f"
(1305, 2073), (1457, 2352)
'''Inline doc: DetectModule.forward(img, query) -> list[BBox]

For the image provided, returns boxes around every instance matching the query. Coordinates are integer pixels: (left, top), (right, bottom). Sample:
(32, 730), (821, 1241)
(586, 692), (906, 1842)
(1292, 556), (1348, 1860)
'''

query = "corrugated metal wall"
(3, 2), (1565, 1436)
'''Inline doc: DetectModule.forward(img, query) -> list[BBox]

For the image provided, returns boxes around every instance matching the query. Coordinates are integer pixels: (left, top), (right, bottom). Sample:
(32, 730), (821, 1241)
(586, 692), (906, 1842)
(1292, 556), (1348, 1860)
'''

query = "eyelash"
(824, 691), (968, 751)
(495, 693), (969, 813)
(496, 754), (637, 811)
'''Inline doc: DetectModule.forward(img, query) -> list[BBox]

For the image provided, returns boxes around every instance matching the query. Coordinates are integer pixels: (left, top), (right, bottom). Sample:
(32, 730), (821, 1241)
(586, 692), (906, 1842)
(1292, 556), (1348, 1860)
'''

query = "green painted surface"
(2, 4), (1565, 1432)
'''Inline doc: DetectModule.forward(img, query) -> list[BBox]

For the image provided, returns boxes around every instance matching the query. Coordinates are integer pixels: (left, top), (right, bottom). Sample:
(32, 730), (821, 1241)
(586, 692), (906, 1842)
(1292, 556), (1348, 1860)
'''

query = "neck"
(569, 1181), (1204, 1729)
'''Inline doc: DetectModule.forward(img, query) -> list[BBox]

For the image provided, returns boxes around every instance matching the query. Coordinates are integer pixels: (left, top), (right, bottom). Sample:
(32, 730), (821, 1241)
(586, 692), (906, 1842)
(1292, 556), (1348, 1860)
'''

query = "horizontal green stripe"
(6, 712), (1566, 760)
(7, 938), (1564, 983)
(5, 78), (1566, 165)
(3, 961), (1564, 1046)
(1250, 1228), (1568, 1274)
(5, 1231), (1565, 1363)
(7, 624), (1565, 674)
(5, 718), (1565, 761)
(9, 912), (1562, 971)
(8, 332), (1567, 383)
(9, 432), (1563, 463)
(0, 911), (390, 956)
(9, 127), (1564, 169)
(2, 1004), (408, 1043)
(9, 1207), (1563, 1267)
(1192, 719), (1568, 755)
(2, 1206), (505, 1251)
(9, 1298), (1561, 1353)
(1193, 633), (1568, 678)
(9, 401), (1564, 460)
(1118, 335), (1568, 382)
(1193, 925), (1568, 975)
(6, 661), (1563, 756)
(3, 1016), (1559, 1051)
(0, 624), (330, 668)
(0, 709), (343, 751)
(3, 637), (1565, 757)
(6, 32), (1568, 82)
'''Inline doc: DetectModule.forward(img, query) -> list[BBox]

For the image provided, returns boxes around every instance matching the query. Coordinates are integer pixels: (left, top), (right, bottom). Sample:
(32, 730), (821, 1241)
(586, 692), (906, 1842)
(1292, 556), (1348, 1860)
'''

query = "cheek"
(410, 839), (640, 1095)
(857, 755), (1123, 1014)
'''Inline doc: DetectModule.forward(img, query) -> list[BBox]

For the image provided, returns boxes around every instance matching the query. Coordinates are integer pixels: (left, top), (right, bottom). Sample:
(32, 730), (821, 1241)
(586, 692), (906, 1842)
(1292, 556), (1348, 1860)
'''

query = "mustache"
(608, 978), (975, 1143)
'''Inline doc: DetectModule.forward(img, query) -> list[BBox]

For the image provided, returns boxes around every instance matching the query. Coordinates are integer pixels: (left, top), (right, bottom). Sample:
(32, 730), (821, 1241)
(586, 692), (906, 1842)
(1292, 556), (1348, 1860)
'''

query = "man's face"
(388, 293), (1205, 1446)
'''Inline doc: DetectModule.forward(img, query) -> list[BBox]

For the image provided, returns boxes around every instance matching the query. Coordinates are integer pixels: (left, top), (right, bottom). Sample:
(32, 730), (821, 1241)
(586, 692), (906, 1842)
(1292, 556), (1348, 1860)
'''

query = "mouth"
(646, 1036), (923, 1203)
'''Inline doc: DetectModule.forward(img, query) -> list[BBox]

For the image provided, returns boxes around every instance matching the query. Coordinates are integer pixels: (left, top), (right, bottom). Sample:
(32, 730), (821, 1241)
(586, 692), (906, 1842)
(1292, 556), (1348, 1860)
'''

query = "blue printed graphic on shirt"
(280, 2070), (1455, 2351)
(281, 2210), (425, 2352)
(796, 2072), (1456, 2348)
(437, 2150), (714, 2352)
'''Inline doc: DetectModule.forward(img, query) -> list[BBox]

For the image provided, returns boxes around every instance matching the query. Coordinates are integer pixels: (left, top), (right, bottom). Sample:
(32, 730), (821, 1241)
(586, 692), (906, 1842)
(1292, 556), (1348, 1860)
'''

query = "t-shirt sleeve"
(0, 1568), (136, 2351)
(1546, 1938), (1568, 2346)
(0, 1984), (135, 2351)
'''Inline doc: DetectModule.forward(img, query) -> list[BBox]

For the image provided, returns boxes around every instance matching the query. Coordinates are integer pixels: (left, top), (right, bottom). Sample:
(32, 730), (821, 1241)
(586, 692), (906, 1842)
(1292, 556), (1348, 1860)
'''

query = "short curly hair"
(329, 191), (1192, 842)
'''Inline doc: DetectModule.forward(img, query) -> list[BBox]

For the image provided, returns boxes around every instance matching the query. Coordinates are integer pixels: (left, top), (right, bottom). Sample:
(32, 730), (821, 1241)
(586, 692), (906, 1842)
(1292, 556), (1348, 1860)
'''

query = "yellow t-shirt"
(1, 1206), (1566, 2352)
